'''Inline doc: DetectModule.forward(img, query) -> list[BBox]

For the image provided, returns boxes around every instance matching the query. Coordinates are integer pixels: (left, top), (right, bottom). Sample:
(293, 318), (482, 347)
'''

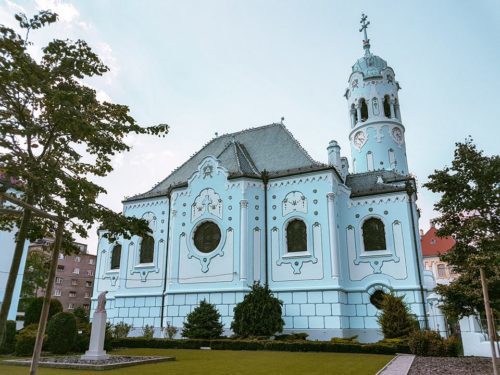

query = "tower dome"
(345, 14), (408, 175)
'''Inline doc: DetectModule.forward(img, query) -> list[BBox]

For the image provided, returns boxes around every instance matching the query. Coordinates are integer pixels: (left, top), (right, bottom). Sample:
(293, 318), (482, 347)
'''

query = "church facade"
(92, 18), (441, 342)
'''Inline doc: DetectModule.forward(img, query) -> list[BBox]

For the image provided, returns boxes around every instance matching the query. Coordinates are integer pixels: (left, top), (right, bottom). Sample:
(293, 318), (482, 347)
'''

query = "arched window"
(360, 98), (368, 122)
(383, 95), (391, 118)
(140, 235), (154, 264)
(362, 218), (386, 251)
(286, 219), (307, 253)
(110, 244), (121, 270)
(388, 149), (396, 169)
(394, 98), (401, 120)
(437, 264), (446, 278)
(351, 103), (358, 125)
(366, 151), (374, 171)
(372, 97), (380, 116)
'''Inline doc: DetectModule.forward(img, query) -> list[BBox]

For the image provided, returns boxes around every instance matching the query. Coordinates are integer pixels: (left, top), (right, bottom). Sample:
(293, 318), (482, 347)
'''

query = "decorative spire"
(359, 13), (371, 56)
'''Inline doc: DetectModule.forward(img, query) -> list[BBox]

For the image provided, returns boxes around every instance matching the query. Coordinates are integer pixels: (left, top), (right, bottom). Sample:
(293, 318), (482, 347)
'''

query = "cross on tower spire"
(359, 13), (371, 56)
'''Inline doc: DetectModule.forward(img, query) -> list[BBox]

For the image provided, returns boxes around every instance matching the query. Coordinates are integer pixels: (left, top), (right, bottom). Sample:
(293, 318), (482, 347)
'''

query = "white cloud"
(35, 0), (79, 23)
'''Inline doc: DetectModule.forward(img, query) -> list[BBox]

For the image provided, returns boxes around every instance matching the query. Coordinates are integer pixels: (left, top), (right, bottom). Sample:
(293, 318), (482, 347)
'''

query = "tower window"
(383, 95), (391, 118)
(351, 103), (358, 125)
(388, 149), (396, 169)
(286, 219), (307, 253)
(140, 235), (155, 264)
(394, 98), (400, 120)
(362, 218), (386, 251)
(360, 98), (368, 122)
(372, 97), (380, 116)
(366, 151), (374, 171)
(111, 244), (121, 270)
(437, 264), (446, 278)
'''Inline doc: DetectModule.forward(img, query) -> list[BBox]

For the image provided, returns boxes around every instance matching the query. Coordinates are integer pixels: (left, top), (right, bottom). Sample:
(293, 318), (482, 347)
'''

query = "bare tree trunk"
(30, 221), (63, 375)
(0, 204), (32, 346)
(480, 267), (498, 375)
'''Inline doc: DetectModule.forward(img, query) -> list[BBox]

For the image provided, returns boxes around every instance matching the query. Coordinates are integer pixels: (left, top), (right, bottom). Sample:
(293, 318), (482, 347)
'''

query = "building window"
(69, 291), (76, 298)
(111, 244), (122, 270)
(55, 277), (63, 284)
(370, 290), (386, 309)
(360, 98), (368, 122)
(58, 253), (64, 260)
(84, 292), (90, 299)
(57, 265), (64, 272)
(71, 279), (78, 286)
(68, 303), (74, 310)
(388, 149), (396, 169)
(366, 151), (374, 171)
(87, 270), (94, 276)
(430, 239), (436, 245)
(383, 95), (391, 117)
(85, 281), (92, 288)
(54, 289), (62, 297)
(193, 221), (221, 253)
(89, 258), (94, 265)
(286, 219), (307, 253)
(83, 304), (90, 310)
(362, 218), (387, 251)
(73, 268), (80, 274)
(437, 264), (446, 278)
(351, 103), (358, 126)
(75, 256), (81, 263)
(139, 235), (155, 263)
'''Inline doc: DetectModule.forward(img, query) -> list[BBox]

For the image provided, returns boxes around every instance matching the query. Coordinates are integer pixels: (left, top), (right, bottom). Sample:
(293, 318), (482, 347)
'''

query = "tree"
(182, 300), (223, 339)
(46, 312), (77, 354)
(424, 139), (500, 319)
(231, 282), (284, 337)
(24, 297), (62, 327)
(73, 306), (89, 324)
(21, 249), (51, 300)
(0, 9), (168, 345)
(377, 293), (418, 339)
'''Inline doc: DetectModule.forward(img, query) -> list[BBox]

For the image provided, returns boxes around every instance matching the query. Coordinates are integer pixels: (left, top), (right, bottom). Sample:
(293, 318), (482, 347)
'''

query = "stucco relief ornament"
(351, 79), (358, 88)
(353, 131), (366, 150)
(202, 165), (213, 178)
(391, 127), (404, 145)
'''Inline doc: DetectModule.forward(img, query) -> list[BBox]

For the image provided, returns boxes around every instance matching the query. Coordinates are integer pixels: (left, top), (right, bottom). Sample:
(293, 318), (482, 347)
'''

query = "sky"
(1, 0), (499, 254)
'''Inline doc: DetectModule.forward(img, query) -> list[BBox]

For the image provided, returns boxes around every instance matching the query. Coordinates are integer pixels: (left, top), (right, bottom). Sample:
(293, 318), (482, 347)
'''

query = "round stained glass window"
(194, 221), (221, 253)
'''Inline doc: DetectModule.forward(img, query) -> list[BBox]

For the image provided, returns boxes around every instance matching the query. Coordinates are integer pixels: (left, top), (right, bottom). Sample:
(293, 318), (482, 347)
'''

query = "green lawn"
(1, 348), (393, 375)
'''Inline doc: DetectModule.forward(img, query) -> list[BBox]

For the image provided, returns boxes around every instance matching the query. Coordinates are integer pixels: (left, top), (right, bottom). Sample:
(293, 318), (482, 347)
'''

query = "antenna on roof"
(281, 116), (285, 124)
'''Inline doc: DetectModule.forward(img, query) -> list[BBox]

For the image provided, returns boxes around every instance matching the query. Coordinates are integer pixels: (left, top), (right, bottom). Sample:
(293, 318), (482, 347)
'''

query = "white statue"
(96, 291), (108, 312)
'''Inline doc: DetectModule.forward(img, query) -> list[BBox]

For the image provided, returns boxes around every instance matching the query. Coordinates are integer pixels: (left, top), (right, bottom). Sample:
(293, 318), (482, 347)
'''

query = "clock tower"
(345, 14), (408, 175)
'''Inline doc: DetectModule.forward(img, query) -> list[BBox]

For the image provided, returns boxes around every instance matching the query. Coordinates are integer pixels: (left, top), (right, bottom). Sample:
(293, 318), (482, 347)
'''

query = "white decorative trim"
(348, 194), (407, 208)
(268, 174), (330, 188)
(282, 191), (307, 216)
(191, 188), (223, 222)
(123, 198), (168, 212)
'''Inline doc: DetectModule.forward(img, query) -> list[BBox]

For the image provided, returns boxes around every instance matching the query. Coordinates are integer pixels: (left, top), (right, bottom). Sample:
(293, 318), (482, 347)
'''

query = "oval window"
(194, 221), (221, 253)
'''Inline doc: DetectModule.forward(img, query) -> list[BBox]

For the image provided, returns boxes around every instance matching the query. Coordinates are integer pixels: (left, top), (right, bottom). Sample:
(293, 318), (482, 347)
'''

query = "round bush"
(15, 324), (39, 356)
(182, 300), (223, 339)
(231, 282), (284, 337)
(24, 297), (63, 327)
(72, 322), (91, 353)
(0, 320), (17, 354)
(46, 312), (77, 354)
(408, 330), (446, 356)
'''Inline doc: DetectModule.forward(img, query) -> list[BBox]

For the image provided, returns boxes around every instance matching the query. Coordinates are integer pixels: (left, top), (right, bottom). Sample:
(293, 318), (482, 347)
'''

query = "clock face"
(353, 131), (366, 148)
(392, 127), (404, 144)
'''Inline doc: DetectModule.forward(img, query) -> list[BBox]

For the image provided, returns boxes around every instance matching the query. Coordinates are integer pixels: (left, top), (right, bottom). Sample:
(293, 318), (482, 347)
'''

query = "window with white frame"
(73, 268), (80, 274)
(362, 218), (387, 251)
(54, 289), (61, 296)
(87, 270), (94, 276)
(286, 219), (307, 253)
(55, 277), (63, 284)
(69, 291), (76, 298)
(75, 256), (81, 262)
(68, 303), (74, 310)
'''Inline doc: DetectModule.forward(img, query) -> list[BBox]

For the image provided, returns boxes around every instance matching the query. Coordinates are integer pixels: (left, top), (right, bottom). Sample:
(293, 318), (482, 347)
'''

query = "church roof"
(126, 123), (326, 201)
(346, 170), (412, 197)
(351, 53), (388, 79)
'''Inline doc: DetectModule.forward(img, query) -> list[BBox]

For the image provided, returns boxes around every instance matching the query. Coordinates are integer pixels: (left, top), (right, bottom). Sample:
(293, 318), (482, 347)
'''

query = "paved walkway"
(377, 354), (416, 375)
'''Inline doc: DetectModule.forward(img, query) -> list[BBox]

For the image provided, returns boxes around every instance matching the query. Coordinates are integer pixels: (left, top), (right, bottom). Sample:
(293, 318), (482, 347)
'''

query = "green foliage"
(113, 321), (132, 339)
(110, 337), (408, 355)
(377, 293), (418, 339)
(104, 321), (113, 351)
(274, 333), (308, 341)
(408, 330), (460, 357)
(24, 297), (62, 327)
(231, 282), (284, 337)
(424, 139), (500, 319)
(46, 312), (77, 354)
(0, 320), (17, 354)
(21, 250), (50, 299)
(331, 335), (359, 344)
(142, 324), (155, 339)
(73, 322), (90, 353)
(182, 300), (223, 339)
(15, 324), (39, 356)
(73, 306), (89, 324)
(164, 322), (178, 339)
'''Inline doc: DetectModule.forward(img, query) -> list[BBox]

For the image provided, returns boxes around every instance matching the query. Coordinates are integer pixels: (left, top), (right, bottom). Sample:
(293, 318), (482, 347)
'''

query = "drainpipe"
(405, 180), (429, 329)
(261, 170), (269, 285)
(160, 190), (172, 330)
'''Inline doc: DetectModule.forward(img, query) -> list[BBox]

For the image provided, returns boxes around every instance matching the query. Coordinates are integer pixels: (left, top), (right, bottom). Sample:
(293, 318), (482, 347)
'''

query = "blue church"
(93, 16), (443, 342)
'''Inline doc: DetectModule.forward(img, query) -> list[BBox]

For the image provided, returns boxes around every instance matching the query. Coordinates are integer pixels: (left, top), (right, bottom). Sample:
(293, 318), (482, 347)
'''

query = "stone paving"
(377, 354), (415, 375)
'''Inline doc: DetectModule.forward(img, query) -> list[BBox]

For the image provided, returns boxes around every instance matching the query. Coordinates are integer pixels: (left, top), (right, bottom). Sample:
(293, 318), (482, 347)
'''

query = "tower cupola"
(345, 14), (408, 175)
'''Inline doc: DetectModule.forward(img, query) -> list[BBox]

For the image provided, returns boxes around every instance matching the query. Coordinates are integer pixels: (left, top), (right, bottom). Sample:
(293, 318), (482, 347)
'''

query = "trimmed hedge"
(112, 337), (409, 355)
(0, 320), (17, 354)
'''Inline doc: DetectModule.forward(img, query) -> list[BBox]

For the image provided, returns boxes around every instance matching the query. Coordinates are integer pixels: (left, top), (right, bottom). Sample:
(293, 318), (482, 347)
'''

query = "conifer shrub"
(73, 322), (90, 353)
(15, 324), (39, 356)
(182, 300), (223, 339)
(46, 312), (77, 354)
(0, 320), (17, 354)
(24, 297), (63, 327)
(377, 293), (418, 338)
(231, 282), (284, 337)
(73, 306), (89, 323)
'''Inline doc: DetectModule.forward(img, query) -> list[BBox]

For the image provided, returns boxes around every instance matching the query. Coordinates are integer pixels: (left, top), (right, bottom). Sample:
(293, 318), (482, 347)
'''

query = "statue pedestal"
(81, 311), (109, 361)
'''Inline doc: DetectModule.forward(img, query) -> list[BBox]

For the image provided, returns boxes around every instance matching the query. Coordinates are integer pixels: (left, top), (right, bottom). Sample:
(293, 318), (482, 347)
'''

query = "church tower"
(345, 14), (408, 175)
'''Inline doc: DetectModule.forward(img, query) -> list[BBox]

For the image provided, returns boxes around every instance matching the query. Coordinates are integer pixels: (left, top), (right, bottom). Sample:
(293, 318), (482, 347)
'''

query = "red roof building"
(420, 225), (456, 284)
